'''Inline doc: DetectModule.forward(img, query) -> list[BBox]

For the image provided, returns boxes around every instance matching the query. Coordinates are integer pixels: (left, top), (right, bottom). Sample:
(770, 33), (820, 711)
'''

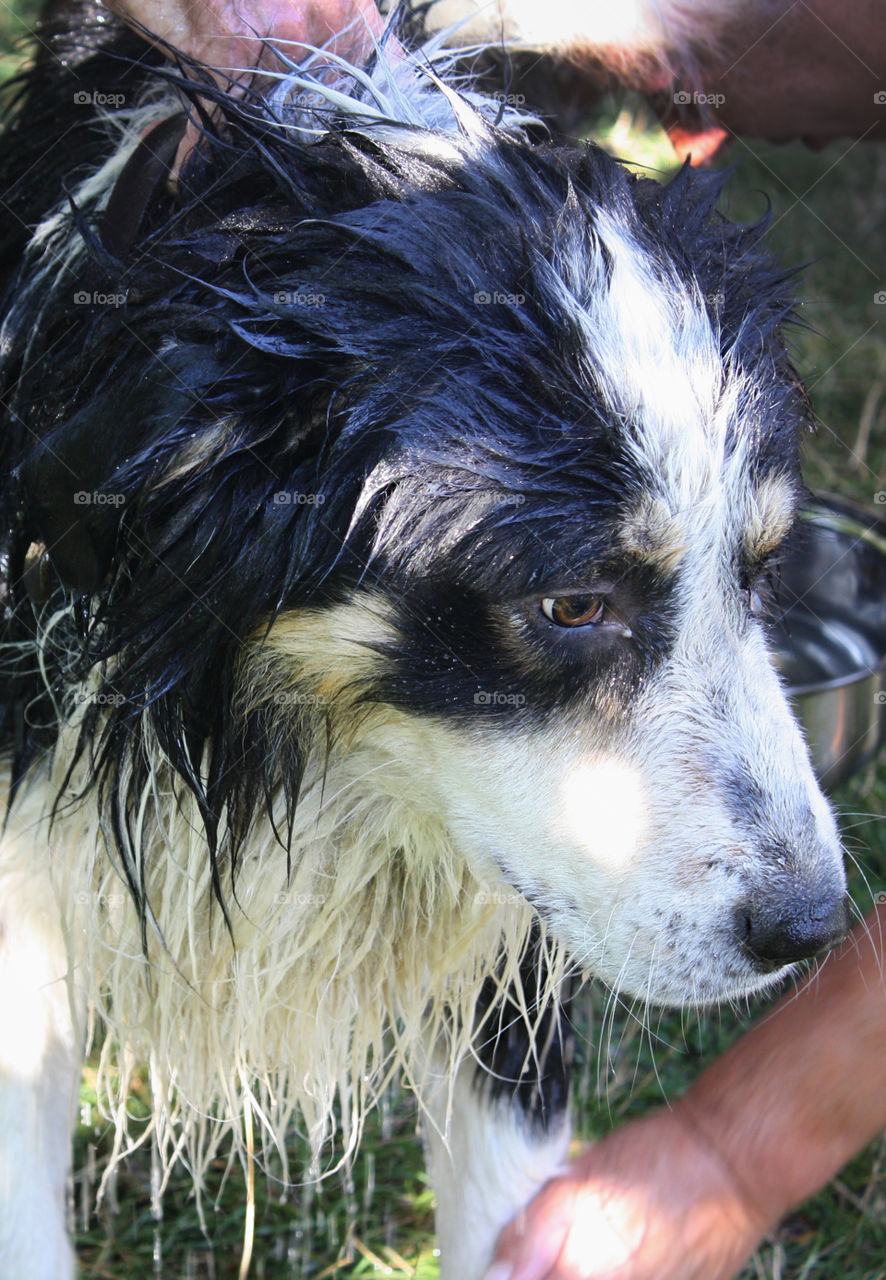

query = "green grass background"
(3, 9), (886, 1278)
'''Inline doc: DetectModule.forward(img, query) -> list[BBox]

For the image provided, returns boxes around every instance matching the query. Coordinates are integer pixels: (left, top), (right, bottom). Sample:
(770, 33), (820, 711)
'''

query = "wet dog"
(0, 4), (848, 1275)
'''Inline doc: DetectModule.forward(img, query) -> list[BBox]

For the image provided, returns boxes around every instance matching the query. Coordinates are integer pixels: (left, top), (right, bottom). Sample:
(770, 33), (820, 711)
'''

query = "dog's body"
(0, 5), (849, 1276)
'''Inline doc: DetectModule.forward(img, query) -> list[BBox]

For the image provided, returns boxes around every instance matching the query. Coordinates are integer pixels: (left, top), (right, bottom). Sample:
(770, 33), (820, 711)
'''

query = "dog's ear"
(100, 113), (188, 262)
(17, 369), (195, 595)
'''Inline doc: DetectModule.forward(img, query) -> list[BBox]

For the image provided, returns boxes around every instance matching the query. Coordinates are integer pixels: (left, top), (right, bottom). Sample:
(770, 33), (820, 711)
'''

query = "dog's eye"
(541, 595), (605, 627)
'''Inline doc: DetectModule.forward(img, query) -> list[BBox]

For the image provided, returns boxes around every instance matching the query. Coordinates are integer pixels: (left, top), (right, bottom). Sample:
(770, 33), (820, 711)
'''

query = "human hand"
(656, 0), (886, 163)
(103, 0), (389, 77)
(483, 1106), (771, 1280)
(100, 0), (396, 184)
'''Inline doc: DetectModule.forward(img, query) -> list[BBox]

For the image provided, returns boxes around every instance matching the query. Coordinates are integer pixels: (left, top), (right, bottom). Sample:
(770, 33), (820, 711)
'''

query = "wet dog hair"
(0, 7), (848, 1278)
(0, 9), (801, 929)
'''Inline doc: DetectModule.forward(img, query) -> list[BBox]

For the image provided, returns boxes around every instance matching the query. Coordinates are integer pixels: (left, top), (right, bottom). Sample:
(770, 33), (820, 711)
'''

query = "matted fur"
(23, 597), (567, 1196)
(0, 20), (581, 1196)
(47, 704), (556, 1189)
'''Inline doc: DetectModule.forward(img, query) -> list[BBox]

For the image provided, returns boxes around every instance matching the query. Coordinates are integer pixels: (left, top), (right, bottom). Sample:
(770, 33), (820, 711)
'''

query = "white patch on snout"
(557, 758), (649, 873)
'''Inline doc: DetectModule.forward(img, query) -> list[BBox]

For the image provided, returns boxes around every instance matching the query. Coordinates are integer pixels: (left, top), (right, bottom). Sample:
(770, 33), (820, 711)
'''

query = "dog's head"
(1, 47), (847, 1006)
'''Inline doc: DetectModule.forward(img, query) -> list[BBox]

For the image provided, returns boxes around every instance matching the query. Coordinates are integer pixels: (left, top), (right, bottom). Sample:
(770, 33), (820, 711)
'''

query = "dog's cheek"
(398, 722), (737, 1003)
(379, 713), (721, 973)
(403, 718), (650, 916)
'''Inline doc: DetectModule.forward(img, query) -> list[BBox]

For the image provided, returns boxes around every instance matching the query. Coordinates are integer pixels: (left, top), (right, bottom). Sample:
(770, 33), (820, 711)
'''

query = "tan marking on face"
(239, 595), (396, 716)
(619, 493), (687, 572)
(744, 474), (796, 559)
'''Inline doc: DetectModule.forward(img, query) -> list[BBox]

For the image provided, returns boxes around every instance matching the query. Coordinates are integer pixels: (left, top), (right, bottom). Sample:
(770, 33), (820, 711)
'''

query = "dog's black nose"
(739, 893), (852, 967)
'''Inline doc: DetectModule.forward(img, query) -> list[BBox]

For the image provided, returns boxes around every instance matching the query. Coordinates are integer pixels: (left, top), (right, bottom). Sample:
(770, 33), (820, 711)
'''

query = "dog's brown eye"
(541, 595), (605, 627)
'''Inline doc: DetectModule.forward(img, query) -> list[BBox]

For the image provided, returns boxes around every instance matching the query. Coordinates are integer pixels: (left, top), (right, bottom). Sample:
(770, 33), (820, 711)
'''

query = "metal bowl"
(768, 495), (886, 790)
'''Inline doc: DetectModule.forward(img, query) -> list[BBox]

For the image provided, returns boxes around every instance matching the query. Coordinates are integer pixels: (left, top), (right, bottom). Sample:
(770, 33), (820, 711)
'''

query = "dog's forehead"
(567, 214), (797, 567)
(577, 213), (727, 496)
(618, 468), (797, 574)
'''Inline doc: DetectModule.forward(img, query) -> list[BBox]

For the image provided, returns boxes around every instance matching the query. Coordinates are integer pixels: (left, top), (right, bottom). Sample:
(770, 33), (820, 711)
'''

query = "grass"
(0, 0), (39, 79)
(3, 18), (886, 1280)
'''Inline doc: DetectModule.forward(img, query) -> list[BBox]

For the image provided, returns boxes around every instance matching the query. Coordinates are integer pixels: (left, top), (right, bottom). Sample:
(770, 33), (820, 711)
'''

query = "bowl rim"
(782, 494), (886, 698)
(786, 661), (886, 698)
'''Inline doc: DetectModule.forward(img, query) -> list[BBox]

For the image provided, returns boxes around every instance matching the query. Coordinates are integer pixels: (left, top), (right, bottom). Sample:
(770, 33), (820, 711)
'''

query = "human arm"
(485, 904), (886, 1280)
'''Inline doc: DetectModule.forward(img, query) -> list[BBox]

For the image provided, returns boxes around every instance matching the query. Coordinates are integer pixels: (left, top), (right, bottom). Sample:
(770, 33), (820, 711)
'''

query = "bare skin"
(657, 0), (886, 162)
(101, 0), (394, 176)
(482, 1109), (767, 1280)
(103, 0), (388, 74)
(485, 904), (886, 1280)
